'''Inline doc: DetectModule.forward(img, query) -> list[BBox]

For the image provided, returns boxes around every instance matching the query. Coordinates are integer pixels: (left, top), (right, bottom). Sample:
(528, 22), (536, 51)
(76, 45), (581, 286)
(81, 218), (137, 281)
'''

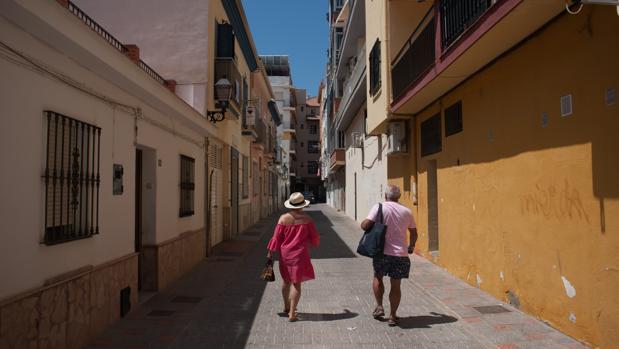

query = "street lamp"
(207, 77), (233, 123)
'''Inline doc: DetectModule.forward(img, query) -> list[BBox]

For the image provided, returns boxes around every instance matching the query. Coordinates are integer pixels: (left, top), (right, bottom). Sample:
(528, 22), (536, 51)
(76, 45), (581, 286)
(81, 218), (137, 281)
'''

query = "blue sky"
(242, 0), (329, 97)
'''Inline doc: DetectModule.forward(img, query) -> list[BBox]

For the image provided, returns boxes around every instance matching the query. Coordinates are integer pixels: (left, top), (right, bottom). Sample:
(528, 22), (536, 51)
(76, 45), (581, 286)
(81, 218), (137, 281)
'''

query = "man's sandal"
(372, 306), (385, 319)
(387, 316), (398, 327)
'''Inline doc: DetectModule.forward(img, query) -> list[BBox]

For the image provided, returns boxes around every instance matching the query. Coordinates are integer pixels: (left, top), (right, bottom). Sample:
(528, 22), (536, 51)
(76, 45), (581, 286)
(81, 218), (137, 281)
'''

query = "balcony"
(390, 0), (565, 115)
(214, 58), (242, 113)
(329, 148), (345, 172)
(335, 47), (366, 131)
(392, 12), (435, 102)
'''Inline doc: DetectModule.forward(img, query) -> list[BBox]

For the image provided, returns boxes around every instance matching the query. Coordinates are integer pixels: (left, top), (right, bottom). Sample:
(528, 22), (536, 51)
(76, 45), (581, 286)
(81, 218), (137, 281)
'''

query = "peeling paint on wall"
(500, 271), (504, 282)
(561, 276), (576, 298)
(476, 274), (482, 287)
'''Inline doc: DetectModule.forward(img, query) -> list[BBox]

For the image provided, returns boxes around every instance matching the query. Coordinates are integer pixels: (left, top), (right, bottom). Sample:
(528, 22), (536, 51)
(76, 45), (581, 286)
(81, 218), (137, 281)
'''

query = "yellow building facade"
(366, 1), (618, 347)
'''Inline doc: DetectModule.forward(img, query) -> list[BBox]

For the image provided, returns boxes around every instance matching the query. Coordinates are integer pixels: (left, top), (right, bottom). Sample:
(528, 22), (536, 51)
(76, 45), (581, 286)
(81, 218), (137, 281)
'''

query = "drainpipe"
(204, 136), (211, 257)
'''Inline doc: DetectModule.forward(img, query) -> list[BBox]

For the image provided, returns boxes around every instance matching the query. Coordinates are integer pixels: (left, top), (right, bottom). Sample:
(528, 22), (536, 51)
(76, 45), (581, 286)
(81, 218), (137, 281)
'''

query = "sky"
(241, 0), (329, 97)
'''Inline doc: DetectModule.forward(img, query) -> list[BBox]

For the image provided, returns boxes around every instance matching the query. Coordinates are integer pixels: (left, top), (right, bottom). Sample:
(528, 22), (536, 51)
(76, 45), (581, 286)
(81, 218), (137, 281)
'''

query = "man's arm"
(408, 228), (418, 254)
(360, 219), (374, 231)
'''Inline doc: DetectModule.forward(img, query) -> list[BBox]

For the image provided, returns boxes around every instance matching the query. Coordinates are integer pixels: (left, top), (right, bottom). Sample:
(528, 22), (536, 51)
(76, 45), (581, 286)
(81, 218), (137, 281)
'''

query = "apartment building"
(0, 0), (281, 347)
(322, 0), (347, 211)
(289, 89), (323, 201)
(261, 55), (297, 199)
(363, 1), (619, 347)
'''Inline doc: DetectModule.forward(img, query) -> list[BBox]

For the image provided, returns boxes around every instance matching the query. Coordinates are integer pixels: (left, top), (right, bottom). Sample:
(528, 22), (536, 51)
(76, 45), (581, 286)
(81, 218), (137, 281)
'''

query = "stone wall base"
(0, 253), (138, 349)
(141, 228), (206, 291)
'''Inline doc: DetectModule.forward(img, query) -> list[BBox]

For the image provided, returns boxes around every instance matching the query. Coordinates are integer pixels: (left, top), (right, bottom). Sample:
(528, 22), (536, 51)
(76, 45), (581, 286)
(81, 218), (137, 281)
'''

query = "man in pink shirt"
(360, 184), (418, 326)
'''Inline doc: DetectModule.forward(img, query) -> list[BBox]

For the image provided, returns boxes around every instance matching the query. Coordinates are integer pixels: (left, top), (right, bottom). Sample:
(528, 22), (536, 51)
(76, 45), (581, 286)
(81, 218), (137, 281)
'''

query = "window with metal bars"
(308, 161), (318, 176)
(242, 156), (249, 198)
(308, 141), (320, 154)
(444, 101), (463, 136)
(309, 123), (318, 135)
(369, 39), (382, 96)
(421, 113), (442, 157)
(43, 111), (101, 245)
(253, 161), (259, 196)
(179, 155), (195, 217)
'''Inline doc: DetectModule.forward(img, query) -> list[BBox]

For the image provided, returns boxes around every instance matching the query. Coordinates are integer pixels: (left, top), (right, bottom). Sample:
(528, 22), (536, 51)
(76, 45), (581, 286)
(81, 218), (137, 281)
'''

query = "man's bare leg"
(372, 274), (385, 317)
(388, 278), (402, 324)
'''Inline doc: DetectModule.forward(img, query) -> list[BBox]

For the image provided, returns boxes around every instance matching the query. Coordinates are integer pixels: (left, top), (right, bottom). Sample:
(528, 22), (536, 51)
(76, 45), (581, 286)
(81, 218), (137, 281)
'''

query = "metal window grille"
(421, 113), (442, 157)
(179, 155), (195, 217)
(43, 111), (101, 245)
(444, 101), (463, 136)
(369, 40), (382, 96)
(308, 161), (318, 176)
(309, 123), (318, 135)
(308, 141), (320, 154)
(242, 156), (249, 198)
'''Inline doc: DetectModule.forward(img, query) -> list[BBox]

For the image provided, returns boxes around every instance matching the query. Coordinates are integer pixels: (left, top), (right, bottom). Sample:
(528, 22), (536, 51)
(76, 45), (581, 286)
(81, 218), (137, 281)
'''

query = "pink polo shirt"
(366, 201), (416, 257)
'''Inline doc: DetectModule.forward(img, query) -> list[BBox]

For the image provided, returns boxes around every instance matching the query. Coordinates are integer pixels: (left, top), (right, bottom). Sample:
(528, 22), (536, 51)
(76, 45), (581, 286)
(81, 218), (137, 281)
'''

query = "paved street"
(88, 204), (588, 349)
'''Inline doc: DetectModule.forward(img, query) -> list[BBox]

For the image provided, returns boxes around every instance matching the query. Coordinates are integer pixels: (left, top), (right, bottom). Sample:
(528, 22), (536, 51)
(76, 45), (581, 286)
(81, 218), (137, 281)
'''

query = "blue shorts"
(373, 254), (411, 279)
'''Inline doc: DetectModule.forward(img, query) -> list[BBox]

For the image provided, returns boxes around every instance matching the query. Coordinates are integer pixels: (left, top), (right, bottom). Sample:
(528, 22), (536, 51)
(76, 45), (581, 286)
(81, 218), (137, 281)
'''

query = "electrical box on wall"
(113, 164), (123, 195)
(387, 121), (407, 155)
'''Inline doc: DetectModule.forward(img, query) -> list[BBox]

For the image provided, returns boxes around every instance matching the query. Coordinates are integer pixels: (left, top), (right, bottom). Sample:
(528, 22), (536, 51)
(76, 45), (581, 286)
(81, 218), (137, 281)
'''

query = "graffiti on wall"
(520, 180), (590, 223)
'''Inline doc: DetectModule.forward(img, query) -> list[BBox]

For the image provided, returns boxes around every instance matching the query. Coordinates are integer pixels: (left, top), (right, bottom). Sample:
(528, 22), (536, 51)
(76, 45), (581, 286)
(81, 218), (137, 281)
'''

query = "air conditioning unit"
(351, 132), (364, 148)
(246, 106), (256, 126)
(387, 121), (407, 155)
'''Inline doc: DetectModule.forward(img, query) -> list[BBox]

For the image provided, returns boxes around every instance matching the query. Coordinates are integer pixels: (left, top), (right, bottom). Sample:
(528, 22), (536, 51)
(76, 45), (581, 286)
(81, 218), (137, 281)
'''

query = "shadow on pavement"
(395, 312), (458, 329)
(304, 207), (358, 259)
(296, 309), (359, 322)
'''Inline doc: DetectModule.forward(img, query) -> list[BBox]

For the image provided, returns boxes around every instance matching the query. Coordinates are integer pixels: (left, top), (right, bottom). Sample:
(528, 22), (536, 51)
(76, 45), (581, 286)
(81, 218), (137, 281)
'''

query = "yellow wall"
(394, 7), (618, 348)
(365, 0), (389, 134)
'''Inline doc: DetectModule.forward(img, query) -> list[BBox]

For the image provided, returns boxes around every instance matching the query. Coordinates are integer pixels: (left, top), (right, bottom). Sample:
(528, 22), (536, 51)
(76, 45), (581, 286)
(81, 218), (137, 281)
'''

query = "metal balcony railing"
(392, 13), (435, 102)
(335, 47), (365, 127)
(441, 0), (493, 49)
(214, 58), (242, 107)
(67, 1), (168, 88)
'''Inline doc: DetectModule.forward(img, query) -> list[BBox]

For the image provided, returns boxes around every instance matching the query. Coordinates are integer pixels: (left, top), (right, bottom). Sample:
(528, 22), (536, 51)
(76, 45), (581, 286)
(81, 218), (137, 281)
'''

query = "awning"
(268, 99), (282, 126)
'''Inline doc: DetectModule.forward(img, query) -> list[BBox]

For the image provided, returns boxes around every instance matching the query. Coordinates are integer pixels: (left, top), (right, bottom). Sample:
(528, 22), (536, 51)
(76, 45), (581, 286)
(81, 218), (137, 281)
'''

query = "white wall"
(0, 14), (206, 299)
(344, 107), (388, 222)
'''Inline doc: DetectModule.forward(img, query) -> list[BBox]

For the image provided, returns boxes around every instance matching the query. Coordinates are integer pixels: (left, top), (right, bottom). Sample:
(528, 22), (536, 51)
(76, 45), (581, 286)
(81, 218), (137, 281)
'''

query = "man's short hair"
(385, 185), (401, 200)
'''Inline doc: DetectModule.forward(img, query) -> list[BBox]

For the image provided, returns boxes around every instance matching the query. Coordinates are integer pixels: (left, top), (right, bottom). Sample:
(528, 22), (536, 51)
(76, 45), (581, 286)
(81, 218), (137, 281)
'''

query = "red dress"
(267, 222), (320, 283)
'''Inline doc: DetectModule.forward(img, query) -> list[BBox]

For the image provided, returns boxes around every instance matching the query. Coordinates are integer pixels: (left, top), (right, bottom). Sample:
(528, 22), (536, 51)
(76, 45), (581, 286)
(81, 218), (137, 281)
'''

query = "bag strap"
(377, 203), (383, 224)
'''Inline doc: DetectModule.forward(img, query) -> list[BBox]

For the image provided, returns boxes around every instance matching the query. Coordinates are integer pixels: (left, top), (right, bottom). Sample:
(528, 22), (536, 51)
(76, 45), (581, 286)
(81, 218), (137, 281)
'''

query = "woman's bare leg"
(289, 282), (302, 320)
(281, 281), (291, 312)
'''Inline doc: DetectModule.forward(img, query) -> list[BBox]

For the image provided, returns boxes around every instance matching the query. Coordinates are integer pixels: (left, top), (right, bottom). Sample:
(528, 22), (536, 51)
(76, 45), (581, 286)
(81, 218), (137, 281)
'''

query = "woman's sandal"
(288, 310), (298, 322)
(372, 305), (385, 319)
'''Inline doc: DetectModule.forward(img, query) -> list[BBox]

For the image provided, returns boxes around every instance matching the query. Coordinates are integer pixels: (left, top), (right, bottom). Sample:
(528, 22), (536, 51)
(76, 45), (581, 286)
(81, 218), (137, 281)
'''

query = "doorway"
(135, 147), (157, 292)
(135, 149), (142, 290)
(427, 160), (439, 252)
(230, 148), (239, 238)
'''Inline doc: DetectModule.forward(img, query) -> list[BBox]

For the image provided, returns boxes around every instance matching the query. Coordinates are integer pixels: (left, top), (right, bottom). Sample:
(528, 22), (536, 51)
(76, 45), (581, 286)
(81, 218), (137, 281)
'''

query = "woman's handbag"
(356, 203), (387, 258)
(261, 258), (275, 282)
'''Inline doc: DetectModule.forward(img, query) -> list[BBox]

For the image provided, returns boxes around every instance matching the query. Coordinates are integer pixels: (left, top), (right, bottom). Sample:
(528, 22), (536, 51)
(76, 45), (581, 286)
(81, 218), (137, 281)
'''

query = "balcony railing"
(66, 1), (168, 88)
(392, 12), (435, 102)
(214, 58), (242, 108)
(329, 148), (345, 171)
(441, 0), (492, 49)
(254, 115), (267, 147)
(340, 47), (365, 110)
(68, 1), (127, 54)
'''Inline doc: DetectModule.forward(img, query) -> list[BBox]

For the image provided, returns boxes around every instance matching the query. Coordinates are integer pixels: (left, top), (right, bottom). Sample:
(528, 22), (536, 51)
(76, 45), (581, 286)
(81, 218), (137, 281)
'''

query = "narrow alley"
(87, 205), (587, 349)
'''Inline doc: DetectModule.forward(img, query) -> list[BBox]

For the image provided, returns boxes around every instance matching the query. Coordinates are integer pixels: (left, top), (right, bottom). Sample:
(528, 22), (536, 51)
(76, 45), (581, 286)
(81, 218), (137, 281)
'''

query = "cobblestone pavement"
(88, 204), (589, 349)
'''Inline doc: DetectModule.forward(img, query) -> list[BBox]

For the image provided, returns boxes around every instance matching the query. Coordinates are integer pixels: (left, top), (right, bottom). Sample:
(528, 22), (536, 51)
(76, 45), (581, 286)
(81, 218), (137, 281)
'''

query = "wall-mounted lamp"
(207, 77), (233, 123)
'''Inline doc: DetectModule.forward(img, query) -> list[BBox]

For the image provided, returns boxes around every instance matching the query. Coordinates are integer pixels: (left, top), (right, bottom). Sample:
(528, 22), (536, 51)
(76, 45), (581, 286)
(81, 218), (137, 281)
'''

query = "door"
(135, 149), (143, 290)
(230, 148), (239, 237)
(427, 160), (439, 251)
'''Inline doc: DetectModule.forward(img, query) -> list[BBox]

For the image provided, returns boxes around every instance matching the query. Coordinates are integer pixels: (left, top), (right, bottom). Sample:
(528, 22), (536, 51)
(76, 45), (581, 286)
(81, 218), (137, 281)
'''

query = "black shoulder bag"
(356, 203), (387, 258)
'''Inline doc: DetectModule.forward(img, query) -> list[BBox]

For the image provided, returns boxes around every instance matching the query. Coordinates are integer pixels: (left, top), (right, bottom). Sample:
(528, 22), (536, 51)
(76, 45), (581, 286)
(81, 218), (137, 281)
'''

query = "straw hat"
(284, 192), (310, 209)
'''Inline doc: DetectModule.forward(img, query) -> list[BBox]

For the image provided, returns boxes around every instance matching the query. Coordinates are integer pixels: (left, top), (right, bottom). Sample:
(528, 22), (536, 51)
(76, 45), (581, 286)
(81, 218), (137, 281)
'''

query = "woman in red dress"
(267, 192), (320, 322)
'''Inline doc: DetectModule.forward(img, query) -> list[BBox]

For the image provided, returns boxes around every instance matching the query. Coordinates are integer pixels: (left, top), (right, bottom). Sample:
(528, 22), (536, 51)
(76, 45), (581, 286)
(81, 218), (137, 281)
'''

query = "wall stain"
(520, 180), (590, 223)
